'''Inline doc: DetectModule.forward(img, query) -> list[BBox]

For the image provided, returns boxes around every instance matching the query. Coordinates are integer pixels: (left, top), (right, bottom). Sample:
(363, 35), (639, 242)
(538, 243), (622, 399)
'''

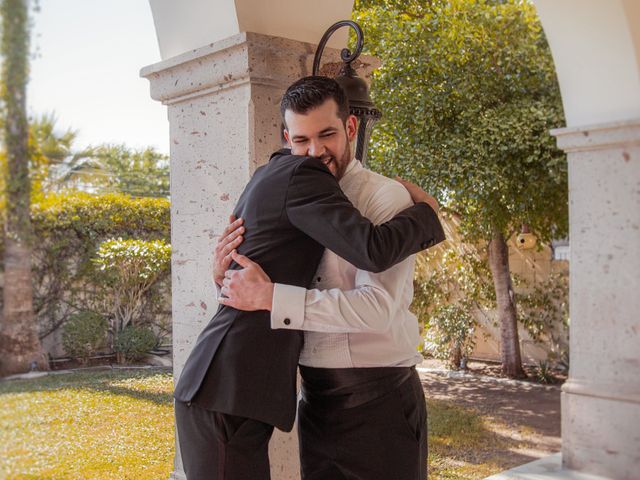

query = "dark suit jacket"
(174, 149), (445, 431)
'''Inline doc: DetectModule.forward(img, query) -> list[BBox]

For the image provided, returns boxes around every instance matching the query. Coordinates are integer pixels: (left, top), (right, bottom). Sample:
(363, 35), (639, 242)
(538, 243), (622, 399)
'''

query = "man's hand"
(395, 177), (439, 214)
(218, 251), (275, 311)
(213, 215), (245, 287)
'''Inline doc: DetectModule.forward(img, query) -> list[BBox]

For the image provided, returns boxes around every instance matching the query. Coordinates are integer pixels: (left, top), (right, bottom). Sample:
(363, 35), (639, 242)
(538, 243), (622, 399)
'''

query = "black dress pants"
(298, 367), (427, 480)
(175, 400), (274, 480)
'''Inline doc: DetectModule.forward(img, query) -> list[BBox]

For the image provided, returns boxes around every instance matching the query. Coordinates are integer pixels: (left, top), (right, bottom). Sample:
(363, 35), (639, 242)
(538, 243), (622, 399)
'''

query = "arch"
(149, 0), (353, 60)
(533, 0), (640, 126)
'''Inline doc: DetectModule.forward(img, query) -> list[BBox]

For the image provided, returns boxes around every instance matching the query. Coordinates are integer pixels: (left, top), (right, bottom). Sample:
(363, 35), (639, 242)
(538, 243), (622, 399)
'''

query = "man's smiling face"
(283, 98), (357, 180)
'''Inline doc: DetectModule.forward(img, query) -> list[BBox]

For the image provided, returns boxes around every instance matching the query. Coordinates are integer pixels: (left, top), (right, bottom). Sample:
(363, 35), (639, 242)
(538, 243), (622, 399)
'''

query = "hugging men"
(175, 76), (445, 480)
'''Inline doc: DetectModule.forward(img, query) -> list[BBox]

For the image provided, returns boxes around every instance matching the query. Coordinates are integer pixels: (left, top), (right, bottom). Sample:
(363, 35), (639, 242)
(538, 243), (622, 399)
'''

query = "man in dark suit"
(174, 76), (445, 480)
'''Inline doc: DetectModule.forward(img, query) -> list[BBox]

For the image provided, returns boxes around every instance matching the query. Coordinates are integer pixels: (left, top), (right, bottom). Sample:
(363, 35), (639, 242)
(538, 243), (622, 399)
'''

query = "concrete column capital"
(551, 118), (640, 153)
(141, 31), (379, 107)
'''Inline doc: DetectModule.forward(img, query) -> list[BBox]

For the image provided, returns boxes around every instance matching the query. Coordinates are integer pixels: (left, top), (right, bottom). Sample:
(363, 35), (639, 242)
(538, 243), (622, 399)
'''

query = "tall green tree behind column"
(0, 0), (47, 375)
(354, 0), (568, 377)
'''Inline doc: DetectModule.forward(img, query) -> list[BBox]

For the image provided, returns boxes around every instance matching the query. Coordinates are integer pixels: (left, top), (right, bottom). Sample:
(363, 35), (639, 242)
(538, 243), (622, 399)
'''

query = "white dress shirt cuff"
(271, 283), (306, 330)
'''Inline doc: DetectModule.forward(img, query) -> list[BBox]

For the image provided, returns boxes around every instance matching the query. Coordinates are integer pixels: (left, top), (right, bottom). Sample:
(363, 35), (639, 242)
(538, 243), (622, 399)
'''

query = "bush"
(93, 238), (171, 334)
(535, 360), (556, 384)
(425, 304), (476, 370)
(114, 326), (157, 363)
(516, 271), (569, 367)
(62, 311), (108, 362)
(0, 191), (171, 346)
(413, 246), (494, 369)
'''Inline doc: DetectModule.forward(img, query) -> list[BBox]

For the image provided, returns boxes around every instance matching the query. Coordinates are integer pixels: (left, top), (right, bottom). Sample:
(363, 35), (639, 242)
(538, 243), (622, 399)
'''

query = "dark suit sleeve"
(285, 157), (446, 273)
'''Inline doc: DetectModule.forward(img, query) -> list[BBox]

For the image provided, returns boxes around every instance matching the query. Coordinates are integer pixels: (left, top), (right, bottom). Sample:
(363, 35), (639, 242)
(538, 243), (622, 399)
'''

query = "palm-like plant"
(54, 144), (170, 198)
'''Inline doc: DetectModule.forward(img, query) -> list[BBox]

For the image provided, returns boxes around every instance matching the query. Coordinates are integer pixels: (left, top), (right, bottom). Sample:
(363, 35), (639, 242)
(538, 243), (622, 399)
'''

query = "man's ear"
(283, 128), (292, 147)
(346, 115), (358, 142)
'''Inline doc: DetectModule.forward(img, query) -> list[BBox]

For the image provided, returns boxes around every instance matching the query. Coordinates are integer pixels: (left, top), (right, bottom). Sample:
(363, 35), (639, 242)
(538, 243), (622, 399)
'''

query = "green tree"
(0, 0), (47, 375)
(355, 0), (568, 377)
(59, 144), (170, 198)
(28, 113), (90, 199)
(1, 113), (92, 209)
(3, 114), (168, 200)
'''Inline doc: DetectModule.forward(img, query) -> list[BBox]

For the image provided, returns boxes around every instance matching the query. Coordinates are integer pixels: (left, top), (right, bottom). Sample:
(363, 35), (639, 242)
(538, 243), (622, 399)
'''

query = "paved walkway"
(417, 362), (562, 468)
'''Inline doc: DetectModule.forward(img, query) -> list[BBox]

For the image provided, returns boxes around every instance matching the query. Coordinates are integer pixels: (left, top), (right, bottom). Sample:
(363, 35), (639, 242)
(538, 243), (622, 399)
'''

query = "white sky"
(27, 0), (169, 154)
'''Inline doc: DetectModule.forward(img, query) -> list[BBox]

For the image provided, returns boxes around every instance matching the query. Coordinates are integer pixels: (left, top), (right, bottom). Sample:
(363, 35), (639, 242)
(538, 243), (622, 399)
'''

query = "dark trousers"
(298, 367), (427, 480)
(175, 401), (274, 480)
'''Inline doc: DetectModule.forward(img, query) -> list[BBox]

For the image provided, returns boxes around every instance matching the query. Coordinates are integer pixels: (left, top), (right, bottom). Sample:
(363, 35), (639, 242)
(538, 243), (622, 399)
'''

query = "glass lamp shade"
(354, 110), (381, 166)
(333, 62), (381, 166)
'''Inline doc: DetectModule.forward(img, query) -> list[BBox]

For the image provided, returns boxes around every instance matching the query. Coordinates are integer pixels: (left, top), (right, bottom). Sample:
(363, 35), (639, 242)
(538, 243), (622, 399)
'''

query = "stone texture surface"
(142, 31), (377, 480)
(552, 119), (640, 480)
(485, 453), (610, 480)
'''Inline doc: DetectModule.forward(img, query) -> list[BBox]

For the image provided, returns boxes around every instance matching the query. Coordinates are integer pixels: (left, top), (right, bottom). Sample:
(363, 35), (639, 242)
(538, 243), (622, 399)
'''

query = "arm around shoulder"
(285, 158), (445, 273)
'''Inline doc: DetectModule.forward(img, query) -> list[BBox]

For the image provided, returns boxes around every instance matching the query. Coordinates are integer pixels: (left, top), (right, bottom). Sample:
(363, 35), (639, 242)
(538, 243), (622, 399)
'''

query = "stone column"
(552, 119), (640, 480)
(141, 32), (376, 480)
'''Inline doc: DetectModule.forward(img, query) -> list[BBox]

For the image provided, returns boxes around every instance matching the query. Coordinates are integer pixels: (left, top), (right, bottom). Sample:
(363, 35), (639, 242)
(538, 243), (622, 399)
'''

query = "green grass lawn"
(0, 369), (174, 480)
(1, 369), (505, 479)
(427, 399), (507, 479)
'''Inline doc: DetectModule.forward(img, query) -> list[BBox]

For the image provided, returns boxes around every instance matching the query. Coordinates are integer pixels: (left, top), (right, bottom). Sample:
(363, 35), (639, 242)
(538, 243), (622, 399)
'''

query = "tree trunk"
(450, 344), (462, 371)
(488, 229), (526, 378)
(0, 0), (47, 376)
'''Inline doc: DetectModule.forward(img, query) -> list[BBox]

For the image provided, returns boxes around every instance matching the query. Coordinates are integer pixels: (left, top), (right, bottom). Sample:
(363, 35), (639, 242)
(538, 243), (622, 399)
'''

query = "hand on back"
(212, 215), (244, 286)
(394, 177), (439, 214)
(213, 215), (274, 311)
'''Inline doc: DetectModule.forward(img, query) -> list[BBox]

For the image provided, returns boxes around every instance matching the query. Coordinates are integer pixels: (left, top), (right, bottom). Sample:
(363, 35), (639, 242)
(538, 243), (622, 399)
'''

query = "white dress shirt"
(270, 159), (423, 368)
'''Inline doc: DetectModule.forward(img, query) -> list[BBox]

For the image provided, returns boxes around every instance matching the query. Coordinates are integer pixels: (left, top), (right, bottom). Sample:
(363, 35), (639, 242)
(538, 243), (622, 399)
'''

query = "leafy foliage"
(516, 271), (569, 367)
(57, 144), (170, 198)
(354, 0), (567, 242)
(535, 359), (555, 384)
(94, 238), (171, 335)
(0, 192), (171, 346)
(0, 114), (90, 212)
(425, 304), (476, 369)
(62, 310), (108, 362)
(114, 325), (157, 363)
(354, 0), (568, 376)
(413, 237), (495, 368)
(2, 115), (170, 211)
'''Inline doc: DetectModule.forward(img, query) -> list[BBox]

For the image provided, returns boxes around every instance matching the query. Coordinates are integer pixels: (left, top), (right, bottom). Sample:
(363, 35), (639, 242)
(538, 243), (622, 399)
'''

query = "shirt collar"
(339, 158), (361, 187)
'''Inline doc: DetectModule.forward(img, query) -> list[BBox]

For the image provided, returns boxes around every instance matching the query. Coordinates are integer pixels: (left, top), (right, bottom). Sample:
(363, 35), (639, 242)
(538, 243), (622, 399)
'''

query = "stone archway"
(142, 1), (640, 478)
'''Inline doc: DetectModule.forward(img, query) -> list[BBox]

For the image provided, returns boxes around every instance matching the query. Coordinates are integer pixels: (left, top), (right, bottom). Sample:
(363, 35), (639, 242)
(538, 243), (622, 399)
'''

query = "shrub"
(114, 326), (157, 363)
(425, 304), (476, 370)
(62, 311), (108, 362)
(0, 191), (171, 346)
(93, 238), (171, 335)
(413, 244), (494, 369)
(535, 360), (556, 384)
(516, 271), (570, 368)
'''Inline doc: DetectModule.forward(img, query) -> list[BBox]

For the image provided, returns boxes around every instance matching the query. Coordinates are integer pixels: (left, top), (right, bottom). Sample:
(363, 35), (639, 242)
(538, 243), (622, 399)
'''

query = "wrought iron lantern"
(312, 20), (382, 166)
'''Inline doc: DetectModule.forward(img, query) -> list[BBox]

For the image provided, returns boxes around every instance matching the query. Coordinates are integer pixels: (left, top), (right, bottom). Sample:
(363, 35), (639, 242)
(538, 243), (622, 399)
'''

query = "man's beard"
(334, 141), (351, 180)
(322, 129), (352, 180)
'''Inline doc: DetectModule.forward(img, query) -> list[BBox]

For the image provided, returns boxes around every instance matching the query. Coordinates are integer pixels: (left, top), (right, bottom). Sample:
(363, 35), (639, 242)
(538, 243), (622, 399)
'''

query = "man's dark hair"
(280, 76), (350, 127)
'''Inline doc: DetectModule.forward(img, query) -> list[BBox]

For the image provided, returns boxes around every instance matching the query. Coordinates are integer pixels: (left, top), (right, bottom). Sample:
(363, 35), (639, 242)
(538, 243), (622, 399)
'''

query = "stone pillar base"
(485, 453), (612, 480)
